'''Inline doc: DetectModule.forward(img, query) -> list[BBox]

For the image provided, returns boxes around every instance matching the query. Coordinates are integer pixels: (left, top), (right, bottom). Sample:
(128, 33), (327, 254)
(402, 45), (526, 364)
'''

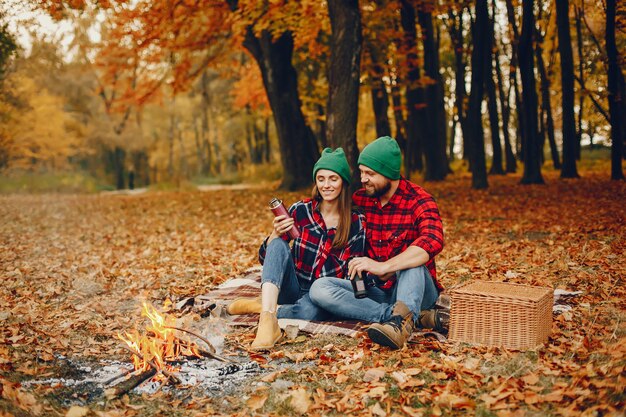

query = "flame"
(117, 302), (202, 372)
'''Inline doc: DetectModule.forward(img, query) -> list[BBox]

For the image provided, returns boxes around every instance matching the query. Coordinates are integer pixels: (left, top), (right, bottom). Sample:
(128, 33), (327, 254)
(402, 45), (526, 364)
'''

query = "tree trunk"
(556, 0), (579, 178)
(620, 68), (626, 159)
(494, 46), (516, 173)
(504, 0), (524, 159)
(449, 116), (457, 161)
(448, 8), (469, 162)
(168, 109), (175, 181)
(486, 70), (504, 175)
(366, 42), (392, 138)
(400, 0), (426, 178)
(574, 6), (584, 160)
(316, 104), (328, 150)
(418, 9), (449, 181)
(243, 28), (319, 190)
(466, 0), (489, 189)
(606, 0), (624, 180)
(107, 146), (126, 190)
(194, 116), (204, 176)
(519, 0), (544, 184)
(486, 5), (504, 175)
(326, 0), (362, 187)
(390, 80), (407, 151)
(535, 31), (561, 169)
(489, 0), (514, 172)
(200, 71), (213, 176)
(263, 117), (271, 163)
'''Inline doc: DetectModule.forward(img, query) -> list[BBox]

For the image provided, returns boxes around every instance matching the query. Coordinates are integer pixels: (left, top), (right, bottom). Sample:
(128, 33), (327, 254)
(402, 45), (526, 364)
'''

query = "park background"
(0, 1), (625, 417)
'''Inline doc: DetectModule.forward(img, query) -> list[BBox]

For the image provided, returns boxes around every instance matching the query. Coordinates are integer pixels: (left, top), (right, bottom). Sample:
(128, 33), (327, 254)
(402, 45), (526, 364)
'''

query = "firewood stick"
(164, 326), (216, 353)
(119, 344), (181, 385)
(104, 368), (156, 399)
(103, 367), (133, 386)
(168, 339), (232, 363)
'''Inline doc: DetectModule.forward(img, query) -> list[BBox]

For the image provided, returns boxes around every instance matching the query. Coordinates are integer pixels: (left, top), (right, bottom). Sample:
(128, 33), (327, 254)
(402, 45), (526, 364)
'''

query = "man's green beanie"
(313, 147), (351, 183)
(358, 136), (401, 180)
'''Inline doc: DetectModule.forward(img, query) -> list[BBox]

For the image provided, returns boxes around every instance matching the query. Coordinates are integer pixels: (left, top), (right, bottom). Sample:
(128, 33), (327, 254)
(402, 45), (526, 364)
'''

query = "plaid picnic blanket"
(193, 268), (578, 340)
(199, 267), (366, 337)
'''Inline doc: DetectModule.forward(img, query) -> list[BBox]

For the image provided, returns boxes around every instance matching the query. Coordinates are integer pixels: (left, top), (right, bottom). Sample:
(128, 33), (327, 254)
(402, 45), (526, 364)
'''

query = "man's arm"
(348, 246), (430, 281)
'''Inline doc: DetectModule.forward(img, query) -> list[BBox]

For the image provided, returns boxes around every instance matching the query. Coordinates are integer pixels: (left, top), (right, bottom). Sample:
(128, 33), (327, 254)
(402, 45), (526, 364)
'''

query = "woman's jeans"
(263, 239), (332, 321)
(309, 265), (439, 325)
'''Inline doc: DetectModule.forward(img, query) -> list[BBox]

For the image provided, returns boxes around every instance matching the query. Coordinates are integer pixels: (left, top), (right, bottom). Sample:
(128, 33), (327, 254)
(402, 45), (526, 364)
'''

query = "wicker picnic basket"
(448, 281), (553, 350)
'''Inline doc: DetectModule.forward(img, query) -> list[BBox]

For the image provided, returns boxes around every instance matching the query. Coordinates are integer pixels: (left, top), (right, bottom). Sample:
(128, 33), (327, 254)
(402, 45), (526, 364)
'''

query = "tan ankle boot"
(250, 311), (282, 350)
(367, 301), (415, 350)
(226, 297), (262, 315)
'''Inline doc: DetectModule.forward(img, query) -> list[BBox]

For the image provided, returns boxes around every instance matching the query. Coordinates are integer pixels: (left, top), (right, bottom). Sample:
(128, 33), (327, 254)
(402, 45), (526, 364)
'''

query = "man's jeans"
(309, 266), (439, 325)
(262, 239), (332, 321)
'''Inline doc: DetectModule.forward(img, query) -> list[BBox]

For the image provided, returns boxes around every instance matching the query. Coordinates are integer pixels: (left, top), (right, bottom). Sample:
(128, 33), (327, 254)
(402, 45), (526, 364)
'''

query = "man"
(309, 136), (444, 349)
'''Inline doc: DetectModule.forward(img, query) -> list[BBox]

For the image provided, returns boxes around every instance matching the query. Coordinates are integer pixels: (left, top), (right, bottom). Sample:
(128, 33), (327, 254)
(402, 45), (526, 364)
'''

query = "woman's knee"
(267, 237), (290, 253)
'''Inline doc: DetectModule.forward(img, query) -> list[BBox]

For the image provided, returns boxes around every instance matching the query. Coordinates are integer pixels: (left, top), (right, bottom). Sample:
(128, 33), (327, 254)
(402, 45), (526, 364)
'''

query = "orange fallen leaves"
(0, 169), (624, 416)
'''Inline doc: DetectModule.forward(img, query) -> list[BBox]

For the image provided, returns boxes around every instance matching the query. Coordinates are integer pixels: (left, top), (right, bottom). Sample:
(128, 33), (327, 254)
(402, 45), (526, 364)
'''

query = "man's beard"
(364, 179), (391, 198)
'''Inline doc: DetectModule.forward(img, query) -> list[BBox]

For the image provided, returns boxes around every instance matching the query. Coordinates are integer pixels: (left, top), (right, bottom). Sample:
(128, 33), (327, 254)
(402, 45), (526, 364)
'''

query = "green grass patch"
(192, 162), (282, 186)
(0, 171), (101, 193)
(148, 180), (198, 191)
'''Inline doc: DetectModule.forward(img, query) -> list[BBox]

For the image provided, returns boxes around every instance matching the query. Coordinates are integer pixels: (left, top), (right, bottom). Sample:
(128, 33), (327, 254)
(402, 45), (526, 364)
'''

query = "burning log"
(120, 344), (181, 385)
(104, 368), (156, 399)
(102, 367), (133, 386)
(115, 300), (232, 394)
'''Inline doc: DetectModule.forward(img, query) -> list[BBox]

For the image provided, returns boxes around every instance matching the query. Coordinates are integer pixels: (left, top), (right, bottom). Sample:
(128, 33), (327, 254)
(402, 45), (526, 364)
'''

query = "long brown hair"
(312, 180), (353, 249)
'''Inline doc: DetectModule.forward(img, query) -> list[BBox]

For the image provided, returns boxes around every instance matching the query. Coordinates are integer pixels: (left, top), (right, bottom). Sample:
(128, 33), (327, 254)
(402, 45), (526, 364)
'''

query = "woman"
(227, 148), (366, 350)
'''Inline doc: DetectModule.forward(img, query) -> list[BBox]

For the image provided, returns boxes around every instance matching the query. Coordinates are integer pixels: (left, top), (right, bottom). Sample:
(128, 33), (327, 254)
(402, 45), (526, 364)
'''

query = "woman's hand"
(269, 215), (295, 240)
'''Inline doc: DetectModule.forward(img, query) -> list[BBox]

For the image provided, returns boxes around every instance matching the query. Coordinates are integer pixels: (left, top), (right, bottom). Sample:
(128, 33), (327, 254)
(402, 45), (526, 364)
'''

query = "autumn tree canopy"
(0, 0), (622, 189)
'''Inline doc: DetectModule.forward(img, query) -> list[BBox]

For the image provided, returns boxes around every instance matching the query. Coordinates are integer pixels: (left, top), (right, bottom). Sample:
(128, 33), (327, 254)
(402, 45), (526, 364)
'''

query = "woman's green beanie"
(312, 147), (351, 183)
(357, 136), (401, 180)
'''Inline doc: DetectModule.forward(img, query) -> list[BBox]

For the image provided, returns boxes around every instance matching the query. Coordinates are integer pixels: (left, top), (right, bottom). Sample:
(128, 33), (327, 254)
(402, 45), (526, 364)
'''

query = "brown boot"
(250, 311), (282, 350)
(418, 309), (449, 334)
(367, 301), (415, 349)
(226, 297), (262, 315)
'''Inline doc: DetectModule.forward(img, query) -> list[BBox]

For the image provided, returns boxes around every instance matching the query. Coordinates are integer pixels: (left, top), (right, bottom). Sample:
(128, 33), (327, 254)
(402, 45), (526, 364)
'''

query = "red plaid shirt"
(259, 198), (366, 287)
(353, 178), (444, 291)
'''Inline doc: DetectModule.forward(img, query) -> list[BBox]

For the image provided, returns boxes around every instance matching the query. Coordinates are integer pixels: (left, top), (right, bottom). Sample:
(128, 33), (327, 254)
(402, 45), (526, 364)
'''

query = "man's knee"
(397, 265), (430, 282)
(309, 278), (335, 306)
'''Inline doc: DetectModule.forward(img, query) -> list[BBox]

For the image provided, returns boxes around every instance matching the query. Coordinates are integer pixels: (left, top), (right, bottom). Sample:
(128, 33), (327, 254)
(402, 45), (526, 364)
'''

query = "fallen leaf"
(371, 402), (387, 417)
(521, 373), (540, 385)
(391, 371), (407, 384)
(66, 406), (89, 417)
(401, 405), (424, 417)
(363, 368), (386, 382)
(246, 393), (268, 411)
(287, 388), (311, 414)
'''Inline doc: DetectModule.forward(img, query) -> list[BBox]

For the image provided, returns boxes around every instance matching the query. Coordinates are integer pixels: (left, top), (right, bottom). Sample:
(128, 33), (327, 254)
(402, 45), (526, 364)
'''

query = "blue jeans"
(262, 239), (332, 321)
(308, 266), (439, 325)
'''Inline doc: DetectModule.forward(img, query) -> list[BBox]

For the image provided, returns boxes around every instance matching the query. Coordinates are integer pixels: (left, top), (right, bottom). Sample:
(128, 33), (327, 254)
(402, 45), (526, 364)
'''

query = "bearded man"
(309, 136), (445, 349)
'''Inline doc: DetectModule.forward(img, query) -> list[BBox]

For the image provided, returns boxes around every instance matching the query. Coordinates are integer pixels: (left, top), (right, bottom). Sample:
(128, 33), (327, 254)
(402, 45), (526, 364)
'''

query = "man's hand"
(348, 257), (389, 280)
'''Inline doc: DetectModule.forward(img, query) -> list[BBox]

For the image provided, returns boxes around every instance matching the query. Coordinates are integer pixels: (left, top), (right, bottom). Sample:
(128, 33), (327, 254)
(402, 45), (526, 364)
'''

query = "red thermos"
(269, 198), (301, 239)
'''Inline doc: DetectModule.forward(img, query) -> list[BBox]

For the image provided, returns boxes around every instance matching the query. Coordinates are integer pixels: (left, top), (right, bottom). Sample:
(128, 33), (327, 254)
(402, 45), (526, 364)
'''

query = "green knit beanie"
(312, 147), (351, 183)
(358, 136), (401, 179)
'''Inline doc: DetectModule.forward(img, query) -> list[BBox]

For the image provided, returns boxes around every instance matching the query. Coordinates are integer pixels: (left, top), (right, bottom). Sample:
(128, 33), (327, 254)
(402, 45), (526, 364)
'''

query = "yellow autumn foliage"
(1, 74), (83, 171)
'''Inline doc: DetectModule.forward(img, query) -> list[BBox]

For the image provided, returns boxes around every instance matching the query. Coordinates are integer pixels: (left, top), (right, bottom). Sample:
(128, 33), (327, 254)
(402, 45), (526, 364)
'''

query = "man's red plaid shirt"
(353, 178), (444, 291)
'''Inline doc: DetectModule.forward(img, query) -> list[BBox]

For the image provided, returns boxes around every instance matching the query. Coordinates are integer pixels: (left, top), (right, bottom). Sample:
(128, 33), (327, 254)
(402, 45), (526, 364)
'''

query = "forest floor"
(1, 162), (625, 417)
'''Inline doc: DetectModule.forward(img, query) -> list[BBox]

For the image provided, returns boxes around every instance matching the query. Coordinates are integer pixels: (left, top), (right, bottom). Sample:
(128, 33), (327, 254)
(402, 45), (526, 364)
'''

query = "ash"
(24, 355), (260, 406)
(135, 360), (260, 395)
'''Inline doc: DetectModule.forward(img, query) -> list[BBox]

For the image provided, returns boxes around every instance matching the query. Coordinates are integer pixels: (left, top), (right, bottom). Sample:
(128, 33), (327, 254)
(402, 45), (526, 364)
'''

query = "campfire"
(23, 301), (261, 403)
(106, 302), (230, 398)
